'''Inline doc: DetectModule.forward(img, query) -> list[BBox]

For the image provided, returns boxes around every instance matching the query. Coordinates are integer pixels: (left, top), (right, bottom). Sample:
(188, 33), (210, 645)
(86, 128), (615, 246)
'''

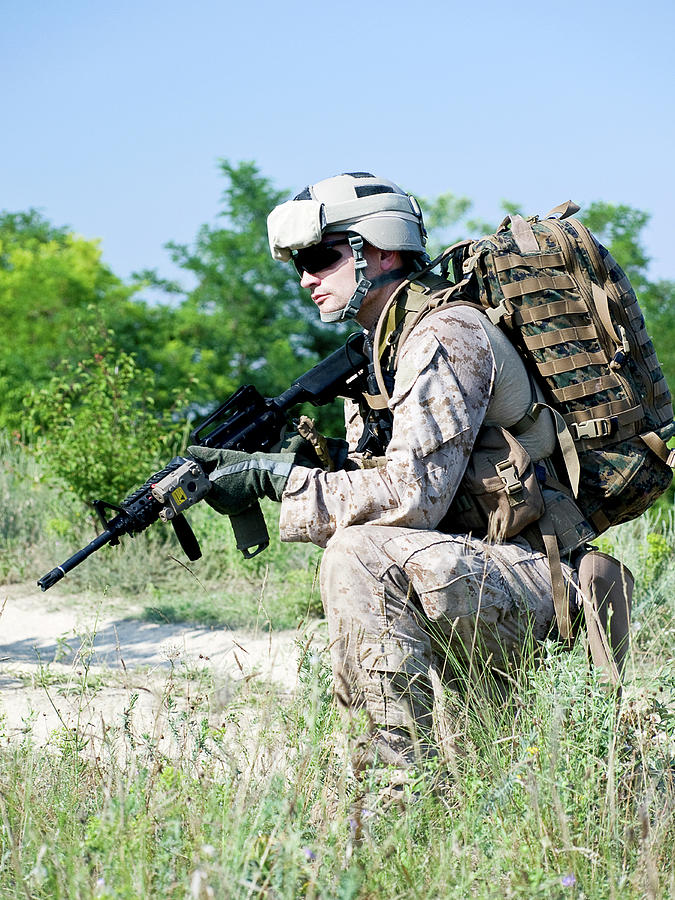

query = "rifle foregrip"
(229, 503), (269, 558)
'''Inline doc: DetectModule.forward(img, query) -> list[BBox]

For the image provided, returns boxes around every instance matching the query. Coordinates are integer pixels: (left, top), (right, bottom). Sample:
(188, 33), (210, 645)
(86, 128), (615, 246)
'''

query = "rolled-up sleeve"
(279, 307), (495, 546)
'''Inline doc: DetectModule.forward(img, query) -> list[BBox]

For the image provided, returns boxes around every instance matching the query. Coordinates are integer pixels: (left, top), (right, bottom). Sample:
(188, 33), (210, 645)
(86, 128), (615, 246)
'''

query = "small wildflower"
(526, 745), (539, 756)
(303, 847), (316, 861)
(161, 641), (182, 661)
(561, 873), (576, 887)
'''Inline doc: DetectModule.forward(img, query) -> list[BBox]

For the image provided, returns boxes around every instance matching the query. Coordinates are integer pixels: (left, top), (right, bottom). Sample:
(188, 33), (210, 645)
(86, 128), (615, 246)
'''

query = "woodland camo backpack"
(372, 201), (674, 536)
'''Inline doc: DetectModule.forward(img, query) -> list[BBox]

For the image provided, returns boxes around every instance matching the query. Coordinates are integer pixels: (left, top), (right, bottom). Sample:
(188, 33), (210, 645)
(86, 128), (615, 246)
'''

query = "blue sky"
(3, 0), (674, 291)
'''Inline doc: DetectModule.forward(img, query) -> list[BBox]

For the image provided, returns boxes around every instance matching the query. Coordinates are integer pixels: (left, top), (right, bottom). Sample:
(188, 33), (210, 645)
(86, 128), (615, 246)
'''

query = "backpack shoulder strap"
(366, 243), (482, 408)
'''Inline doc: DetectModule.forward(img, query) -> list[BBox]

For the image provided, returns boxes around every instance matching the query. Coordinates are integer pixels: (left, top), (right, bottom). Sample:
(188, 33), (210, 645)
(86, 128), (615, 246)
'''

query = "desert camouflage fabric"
(320, 524), (557, 767)
(279, 305), (568, 766)
(280, 306), (554, 543)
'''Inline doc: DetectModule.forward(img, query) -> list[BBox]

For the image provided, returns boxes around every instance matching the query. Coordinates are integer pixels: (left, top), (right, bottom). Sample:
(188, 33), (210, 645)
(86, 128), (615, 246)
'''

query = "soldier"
(189, 173), (573, 779)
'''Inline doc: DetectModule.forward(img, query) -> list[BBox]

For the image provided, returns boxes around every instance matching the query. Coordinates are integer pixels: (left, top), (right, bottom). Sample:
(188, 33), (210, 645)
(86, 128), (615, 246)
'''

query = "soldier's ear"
(378, 248), (402, 272)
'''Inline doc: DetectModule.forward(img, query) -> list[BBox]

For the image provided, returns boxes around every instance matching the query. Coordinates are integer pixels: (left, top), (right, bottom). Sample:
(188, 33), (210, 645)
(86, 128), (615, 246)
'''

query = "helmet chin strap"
(320, 234), (408, 324)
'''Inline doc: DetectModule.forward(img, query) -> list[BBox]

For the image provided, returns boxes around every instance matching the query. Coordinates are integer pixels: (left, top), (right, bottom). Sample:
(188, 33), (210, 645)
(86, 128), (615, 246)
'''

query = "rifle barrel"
(37, 529), (116, 591)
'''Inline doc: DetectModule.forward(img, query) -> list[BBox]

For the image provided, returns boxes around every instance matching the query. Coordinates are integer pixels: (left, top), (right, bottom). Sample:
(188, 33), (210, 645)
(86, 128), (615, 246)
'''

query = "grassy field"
(1, 435), (674, 898)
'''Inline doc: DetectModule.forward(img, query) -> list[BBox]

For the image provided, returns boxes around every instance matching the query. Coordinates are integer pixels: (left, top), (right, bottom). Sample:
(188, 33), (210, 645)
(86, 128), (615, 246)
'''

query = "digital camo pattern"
(445, 215), (673, 531)
(320, 524), (560, 767)
(279, 303), (564, 767)
(280, 307), (495, 544)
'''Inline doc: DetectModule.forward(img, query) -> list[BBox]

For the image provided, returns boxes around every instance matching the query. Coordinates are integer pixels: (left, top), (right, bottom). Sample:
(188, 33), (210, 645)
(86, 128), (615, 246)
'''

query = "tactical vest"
(356, 271), (581, 544)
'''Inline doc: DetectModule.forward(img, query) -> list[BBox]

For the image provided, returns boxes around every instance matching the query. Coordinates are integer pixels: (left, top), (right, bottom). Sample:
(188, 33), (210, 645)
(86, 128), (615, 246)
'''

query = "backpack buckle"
(495, 459), (524, 505)
(571, 418), (613, 440)
(485, 300), (509, 325)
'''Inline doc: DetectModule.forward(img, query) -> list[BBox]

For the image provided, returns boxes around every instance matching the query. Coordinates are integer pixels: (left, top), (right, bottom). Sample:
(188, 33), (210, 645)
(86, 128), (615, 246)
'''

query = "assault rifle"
(37, 333), (369, 592)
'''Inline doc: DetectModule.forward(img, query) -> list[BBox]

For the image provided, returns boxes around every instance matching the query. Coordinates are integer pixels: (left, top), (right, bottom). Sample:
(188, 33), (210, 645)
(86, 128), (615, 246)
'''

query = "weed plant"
(0, 614), (673, 898)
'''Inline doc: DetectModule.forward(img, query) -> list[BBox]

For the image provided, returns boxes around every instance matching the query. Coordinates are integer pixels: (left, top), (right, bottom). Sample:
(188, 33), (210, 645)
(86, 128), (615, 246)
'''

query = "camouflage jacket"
(279, 290), (556, 546)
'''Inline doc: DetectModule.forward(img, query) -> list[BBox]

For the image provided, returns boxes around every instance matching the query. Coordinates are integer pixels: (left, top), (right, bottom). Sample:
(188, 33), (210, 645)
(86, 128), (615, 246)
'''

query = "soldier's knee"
(321, 525), (372, 572)
(319, 525), (384, 607)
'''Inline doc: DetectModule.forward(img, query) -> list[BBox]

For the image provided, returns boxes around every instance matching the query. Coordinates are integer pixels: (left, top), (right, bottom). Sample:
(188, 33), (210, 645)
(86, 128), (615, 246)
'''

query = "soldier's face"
(297, 235), (391, 326)
(298, 236), (361, 320)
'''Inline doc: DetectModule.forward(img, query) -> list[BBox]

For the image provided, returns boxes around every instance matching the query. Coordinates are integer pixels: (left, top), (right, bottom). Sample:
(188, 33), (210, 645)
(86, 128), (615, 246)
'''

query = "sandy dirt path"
(0, 583), (307, 749)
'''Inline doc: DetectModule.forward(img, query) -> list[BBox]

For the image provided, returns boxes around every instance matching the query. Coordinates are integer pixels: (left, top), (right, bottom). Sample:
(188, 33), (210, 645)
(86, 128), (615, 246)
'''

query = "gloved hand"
(187, 446), (303, 517)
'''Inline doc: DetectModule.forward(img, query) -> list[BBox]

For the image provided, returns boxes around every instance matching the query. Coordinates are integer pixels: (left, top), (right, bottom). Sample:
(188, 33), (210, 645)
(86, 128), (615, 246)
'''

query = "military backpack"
(370, 202), (674, 533)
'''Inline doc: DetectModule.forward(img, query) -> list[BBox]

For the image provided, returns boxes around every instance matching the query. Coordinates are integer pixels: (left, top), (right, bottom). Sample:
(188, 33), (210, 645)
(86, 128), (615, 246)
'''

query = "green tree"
(0, 210), (161, 433)
(152, 160), (346, 409)
(139, 160), (351, 434)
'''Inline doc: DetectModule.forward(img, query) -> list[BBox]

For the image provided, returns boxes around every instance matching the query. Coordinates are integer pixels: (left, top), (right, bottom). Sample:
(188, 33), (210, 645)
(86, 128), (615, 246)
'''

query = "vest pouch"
(446, 426), (545, 542)
(541, 487), (596, 555)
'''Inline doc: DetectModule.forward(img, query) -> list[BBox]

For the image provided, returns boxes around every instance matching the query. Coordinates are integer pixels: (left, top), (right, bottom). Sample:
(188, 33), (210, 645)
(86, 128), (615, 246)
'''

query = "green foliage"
(27, 327), (194, 506)
(579, 201), (651, 289)
(592, 513), (675, 607)
(156, 160), (345, 402)
(0, 430), (88, 582)
(140, 159), (349, 435)
(0, 209), (146, 433)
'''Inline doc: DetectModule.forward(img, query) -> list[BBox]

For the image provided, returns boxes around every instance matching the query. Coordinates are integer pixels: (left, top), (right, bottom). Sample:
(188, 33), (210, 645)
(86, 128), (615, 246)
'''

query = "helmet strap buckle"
(339, 234), (371, 321)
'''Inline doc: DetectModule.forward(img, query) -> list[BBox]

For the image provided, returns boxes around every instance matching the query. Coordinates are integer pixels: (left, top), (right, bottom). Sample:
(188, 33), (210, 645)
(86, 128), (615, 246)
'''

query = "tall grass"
(1, 625), (673, 898)
(1, 435), (674, 897)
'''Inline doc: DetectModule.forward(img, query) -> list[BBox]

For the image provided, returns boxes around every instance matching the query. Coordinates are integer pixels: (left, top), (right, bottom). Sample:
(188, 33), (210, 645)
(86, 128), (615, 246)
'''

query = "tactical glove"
(187, 446), (301, 517)
(279, 431), (350, 471)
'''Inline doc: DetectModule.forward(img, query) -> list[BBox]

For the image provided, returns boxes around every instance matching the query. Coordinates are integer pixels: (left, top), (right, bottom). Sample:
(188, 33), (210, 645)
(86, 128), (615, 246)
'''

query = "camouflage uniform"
(280, 302), (566, 766)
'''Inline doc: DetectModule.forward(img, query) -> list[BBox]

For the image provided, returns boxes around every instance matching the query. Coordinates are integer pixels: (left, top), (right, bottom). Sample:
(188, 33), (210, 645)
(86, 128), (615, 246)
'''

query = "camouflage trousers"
(320, 524), (558, 769)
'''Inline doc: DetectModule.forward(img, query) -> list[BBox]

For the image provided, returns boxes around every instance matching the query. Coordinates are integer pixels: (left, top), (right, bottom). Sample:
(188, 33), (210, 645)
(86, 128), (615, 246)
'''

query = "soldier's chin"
(319, 305), (347, 324)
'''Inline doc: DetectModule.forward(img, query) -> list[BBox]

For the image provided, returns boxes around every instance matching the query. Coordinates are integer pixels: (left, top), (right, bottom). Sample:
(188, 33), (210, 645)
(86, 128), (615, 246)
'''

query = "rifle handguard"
(229, 503), (269, 558)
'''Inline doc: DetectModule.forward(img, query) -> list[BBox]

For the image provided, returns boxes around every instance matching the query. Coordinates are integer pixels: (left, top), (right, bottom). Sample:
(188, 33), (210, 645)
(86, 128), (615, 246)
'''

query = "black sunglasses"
(292, 239), (350, 276)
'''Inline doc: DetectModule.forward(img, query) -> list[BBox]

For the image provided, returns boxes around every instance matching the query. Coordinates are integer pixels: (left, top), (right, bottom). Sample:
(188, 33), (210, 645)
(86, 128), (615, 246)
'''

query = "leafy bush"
(0, 431), (87, 582)
(27, 324), (195, 506)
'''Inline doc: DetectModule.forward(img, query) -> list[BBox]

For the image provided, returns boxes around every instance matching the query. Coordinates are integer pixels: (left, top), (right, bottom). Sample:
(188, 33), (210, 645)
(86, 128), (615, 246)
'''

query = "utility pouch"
(541, 487), (596, 555)
(445, 426), (544, 542)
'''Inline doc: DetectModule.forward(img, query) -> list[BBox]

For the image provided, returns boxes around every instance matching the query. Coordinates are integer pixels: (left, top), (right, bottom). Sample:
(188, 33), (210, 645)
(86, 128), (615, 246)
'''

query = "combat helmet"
(267, 173), (428, 322)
